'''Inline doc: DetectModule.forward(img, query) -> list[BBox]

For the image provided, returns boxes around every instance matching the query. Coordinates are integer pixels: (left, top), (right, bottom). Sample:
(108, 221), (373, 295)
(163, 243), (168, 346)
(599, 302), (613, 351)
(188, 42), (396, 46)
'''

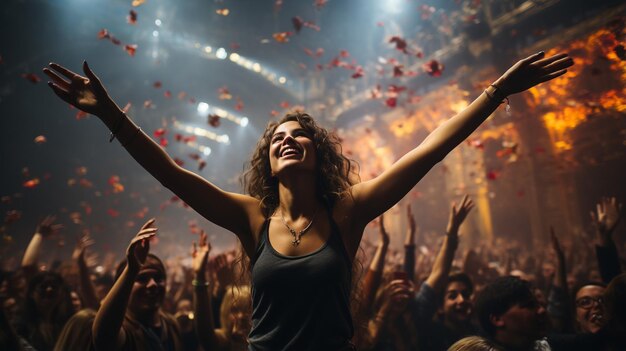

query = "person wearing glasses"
(572, 282), (606, 334)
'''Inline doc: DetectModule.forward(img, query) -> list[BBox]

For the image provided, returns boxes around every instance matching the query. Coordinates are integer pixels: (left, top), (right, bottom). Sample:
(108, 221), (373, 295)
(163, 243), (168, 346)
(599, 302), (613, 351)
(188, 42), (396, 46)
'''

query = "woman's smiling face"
(269, 120), (317, 176)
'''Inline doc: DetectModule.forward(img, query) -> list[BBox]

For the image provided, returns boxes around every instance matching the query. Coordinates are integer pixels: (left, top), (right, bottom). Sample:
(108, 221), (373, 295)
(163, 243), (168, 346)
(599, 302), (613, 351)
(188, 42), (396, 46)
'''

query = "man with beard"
(92, 219), (183, 351)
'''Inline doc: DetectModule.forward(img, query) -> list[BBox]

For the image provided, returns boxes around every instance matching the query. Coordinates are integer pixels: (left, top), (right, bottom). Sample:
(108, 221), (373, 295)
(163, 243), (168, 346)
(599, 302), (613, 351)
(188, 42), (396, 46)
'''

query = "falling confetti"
(34, 135), (47, 144)
(21, 73), (41, 84)
(216, 8), (230, 16)
(127, 10), (138, 24)
(124, 44), (138, 57)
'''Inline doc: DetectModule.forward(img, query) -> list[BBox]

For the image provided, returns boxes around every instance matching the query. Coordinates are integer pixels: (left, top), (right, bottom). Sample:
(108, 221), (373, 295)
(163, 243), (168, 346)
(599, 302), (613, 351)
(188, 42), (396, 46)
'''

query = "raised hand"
(36, 215), (63, 238)
(211, 253), (234, 289)
(126, 218), (157, 272)
(72, 232), (95, 261)
(494, 52), (574, 96)
(43, 61), (120, 117)
(590, 197), (622, 236)
(446, 195), (474, 238)
(191, 231), (211, 278)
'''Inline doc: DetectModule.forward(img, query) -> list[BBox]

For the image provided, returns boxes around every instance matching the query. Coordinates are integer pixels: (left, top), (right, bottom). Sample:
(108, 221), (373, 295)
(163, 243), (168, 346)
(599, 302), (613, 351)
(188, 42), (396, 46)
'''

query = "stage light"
(240, 117), (249, 127)
(229, 53), (240, 62)
(155, 19), (162, 26)
(197, 102), (209, 113)
(152, 30), (159, 37)
(204, 46), (212, 53)
(216, 48), (227, 59)
(278, 76), (286, 84)
(253, 63), (261, 72)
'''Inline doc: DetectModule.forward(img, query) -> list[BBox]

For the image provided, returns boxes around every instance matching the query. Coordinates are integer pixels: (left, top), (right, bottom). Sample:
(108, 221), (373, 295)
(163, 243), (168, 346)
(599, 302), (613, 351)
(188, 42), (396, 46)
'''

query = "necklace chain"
(280, 208), (318, 247)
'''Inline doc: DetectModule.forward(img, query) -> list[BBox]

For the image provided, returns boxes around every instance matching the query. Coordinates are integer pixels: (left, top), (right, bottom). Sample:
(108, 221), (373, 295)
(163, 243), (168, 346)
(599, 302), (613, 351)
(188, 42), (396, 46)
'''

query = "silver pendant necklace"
(280, 208), (318, 247)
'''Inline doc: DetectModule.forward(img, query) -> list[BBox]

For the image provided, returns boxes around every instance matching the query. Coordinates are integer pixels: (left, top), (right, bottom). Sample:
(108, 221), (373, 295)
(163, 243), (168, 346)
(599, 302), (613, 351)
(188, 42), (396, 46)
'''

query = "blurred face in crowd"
(32, 276), (63, 311)
(575, 285), (605, 333)
(494, 296), (549, 343)
(443, 281), (473, 325)
(70, 290), (82, 312)
(128, 259), (166, 317)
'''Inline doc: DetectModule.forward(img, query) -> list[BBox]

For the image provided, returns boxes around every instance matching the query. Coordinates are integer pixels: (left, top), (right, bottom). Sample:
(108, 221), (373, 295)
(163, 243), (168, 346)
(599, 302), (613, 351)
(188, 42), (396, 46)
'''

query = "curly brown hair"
(242, 111), (359, 217)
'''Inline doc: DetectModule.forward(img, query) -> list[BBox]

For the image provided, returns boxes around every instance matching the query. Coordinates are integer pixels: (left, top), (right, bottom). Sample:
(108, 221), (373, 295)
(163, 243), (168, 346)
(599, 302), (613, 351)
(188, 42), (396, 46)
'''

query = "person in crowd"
(14, 271), (75, 351)
(192, 231), (251, 351)
(571, 282), (606, 334)
(91, 219), (183, 351)
(53, 308), (96, 351)
(475, 276), (550, 351)
(44, 50), (573, 350)
(448, 336), (503, 351)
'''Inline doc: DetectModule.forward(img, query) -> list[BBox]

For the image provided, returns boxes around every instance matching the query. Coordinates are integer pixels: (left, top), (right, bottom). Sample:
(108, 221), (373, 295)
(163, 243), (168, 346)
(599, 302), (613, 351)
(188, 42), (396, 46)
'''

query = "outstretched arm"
(349, 52), (573, 226)
(425, 195), (473, 294)
(92, 219), (158, 351)
(43, 63), (260, 255)
(22, 216), (63, 278)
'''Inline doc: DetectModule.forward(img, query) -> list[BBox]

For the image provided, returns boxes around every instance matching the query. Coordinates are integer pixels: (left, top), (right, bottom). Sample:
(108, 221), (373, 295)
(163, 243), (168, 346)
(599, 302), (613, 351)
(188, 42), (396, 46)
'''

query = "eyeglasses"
(575, 296), (604, 309)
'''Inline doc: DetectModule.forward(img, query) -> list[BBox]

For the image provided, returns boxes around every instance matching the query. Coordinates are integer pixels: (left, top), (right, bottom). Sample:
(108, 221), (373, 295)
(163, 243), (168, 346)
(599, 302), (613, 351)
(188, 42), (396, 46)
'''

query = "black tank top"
(248, 216), (354, 351)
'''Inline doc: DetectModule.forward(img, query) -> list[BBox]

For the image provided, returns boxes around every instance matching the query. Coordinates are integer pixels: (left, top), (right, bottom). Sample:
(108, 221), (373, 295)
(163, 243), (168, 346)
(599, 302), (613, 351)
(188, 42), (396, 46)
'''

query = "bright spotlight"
(155, 19), (162, 26)
(229, 53), (240, 62)
(252, 63), (261, 72)
(216, 48), (227, 59)
(204, 46), (212, 53)
(240, 117), (249, 127)
(152, 30), (159, 37)
(278, 76), (286, 84)
(202, 147), (211, 156)
(197, 102), (209, 113)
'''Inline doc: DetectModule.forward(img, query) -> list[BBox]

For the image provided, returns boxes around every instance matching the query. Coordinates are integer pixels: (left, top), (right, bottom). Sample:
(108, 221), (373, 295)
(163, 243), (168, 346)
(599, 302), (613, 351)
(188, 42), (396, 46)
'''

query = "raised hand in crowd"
(72, 232), (100, 310)
(427, 195), (474, 294)
(590, 197), (623, 284)
(591, 197), (622, 244)
(404, 205), (418, 280)
(361, 214), (391, 318)
(22, 215), (64, 277)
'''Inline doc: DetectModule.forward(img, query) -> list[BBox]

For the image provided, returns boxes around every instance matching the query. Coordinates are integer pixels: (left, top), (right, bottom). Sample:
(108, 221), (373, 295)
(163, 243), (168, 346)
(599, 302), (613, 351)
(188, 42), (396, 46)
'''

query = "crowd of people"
(0, 196), (624, 351)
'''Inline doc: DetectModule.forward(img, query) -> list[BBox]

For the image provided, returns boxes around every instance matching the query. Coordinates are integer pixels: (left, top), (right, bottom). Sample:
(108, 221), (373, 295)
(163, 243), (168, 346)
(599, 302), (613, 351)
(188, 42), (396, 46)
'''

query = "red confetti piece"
(315, 48), (324, 57)
(292, 16), (320, 33)
(419, 4), (436, 20)
(385, 97), (397, 108)
(280, 101), (290, 109)
(159, 138), (168, 147)
(111, 37), (122, 45)
(387, 85), (406, 93)
(351, 66), (364, 79)
(164, 90), (172, 98)
(127, 10), (138, 24)
(98, 29), (110, 39)
(230, 42), (240, 50)
(153, 128), (166, 138)
(122, 102), (132, 113)
(21, 73), (41, 84)
(389, 36), (408, 54)
(218, 86), (232, 100)
(177, 91), (187, 100)
(272, 32), (292, 43)
(34, 135), (47, 144)
(235, 97), (244, 111)
(124, 44), (137, 57)
(189, 153), (200, 161)
(208, 114), (221, 127)
(174, 158), (184, 166)
(198, 160), (207, 171)
(175, 133), (183, 142)
(376, 22), (384, 27)
(131, 0), (146, 7)
(79, 178), (93, 188)
(153, 81), (162, 88)
(486, 170), (499, 180)
(23, 178), (40, 188)
(423, 59), (444, 77)
(107, 209), (120, 217)
(393, 65), (404, 77)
